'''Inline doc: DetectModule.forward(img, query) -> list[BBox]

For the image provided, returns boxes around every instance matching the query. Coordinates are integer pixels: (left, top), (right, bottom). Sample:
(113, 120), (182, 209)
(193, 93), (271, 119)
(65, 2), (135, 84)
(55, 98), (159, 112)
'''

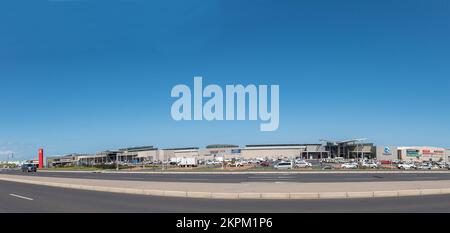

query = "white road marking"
(248, 176), (294, 179)
(9, 194), (34, 201)
(180, 178), (210, 181)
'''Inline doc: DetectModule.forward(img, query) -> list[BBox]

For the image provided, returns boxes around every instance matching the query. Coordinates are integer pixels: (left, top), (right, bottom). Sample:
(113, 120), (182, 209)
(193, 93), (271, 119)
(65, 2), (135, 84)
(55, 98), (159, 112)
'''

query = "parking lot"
(105, 158), (450, 172)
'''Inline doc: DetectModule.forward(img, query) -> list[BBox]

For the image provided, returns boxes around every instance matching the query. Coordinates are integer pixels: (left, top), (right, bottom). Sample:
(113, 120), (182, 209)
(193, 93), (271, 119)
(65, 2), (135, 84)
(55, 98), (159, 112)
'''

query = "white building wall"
(241, 146), (305, 160)
(136, 150), (158, 161)
(174, 149), (199, 158)
(375, 146), (398, 161)
(159, 149), (200, 161)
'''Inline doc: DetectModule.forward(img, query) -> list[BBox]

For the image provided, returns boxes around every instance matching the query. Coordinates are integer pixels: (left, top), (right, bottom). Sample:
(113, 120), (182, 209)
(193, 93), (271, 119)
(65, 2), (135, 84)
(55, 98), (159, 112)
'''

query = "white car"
(274, 162), (293, 169)
(206, 161), (220, 165)
(430, 165), (441, 170)
(397, 163), (416, 170)
(228, 161), (244, 167)
(295, 160), (312, 168)
(417, 164), (432, 170)
(362, 162), (379, 169)
(341, 163), (358, 169)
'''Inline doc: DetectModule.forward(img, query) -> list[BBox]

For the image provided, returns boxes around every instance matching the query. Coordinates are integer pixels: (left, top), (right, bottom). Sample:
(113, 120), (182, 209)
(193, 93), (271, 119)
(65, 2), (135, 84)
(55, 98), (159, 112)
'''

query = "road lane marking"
(9, 194), (34, 201)
(248, 176), (295, 179)
(180, 178), (211, 181)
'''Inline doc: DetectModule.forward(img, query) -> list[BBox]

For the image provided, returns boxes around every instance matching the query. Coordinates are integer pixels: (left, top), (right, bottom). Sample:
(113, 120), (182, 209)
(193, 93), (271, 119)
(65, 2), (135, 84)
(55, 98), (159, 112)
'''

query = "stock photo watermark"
(171, 76), (280, 131)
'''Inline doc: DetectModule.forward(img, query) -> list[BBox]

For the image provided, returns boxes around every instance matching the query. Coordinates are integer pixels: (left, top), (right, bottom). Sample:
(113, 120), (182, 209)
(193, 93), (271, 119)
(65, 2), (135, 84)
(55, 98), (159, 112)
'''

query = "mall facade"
(46, 139), (450, 167)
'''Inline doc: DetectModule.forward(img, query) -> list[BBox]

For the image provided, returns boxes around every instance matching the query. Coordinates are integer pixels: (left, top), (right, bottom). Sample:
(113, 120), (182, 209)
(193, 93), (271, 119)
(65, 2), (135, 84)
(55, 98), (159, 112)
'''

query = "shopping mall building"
(46, 140), (450, 166)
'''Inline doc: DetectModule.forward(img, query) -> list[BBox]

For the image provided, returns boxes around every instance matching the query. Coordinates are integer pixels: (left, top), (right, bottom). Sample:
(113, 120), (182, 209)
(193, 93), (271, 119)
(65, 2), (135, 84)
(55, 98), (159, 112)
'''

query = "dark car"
(21, 164), (37, 172)
(259, 161), (271, 167)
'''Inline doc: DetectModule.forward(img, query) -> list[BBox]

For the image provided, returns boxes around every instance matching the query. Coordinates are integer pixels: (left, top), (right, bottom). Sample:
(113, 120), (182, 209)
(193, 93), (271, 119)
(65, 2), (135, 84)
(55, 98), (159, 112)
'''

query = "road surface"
(1, 180), (450, 212)
(2, 169), (450, 183)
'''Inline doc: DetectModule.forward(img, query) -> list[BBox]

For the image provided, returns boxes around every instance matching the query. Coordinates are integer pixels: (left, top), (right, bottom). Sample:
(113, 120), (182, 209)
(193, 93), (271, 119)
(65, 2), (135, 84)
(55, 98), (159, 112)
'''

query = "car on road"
(341, 163), (358, 169)
(21, 164), (37, 173)
(274, 161), (293, 170)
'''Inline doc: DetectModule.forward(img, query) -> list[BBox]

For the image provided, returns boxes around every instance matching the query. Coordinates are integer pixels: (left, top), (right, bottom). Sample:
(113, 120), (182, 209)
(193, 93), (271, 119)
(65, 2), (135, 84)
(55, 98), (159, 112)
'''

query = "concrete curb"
(2, 176), (450, 200)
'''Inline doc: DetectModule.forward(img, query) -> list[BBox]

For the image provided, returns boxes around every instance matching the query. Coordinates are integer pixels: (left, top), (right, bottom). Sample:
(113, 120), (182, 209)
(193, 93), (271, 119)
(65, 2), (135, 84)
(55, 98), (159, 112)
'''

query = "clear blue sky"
(1, 0), (449, 160)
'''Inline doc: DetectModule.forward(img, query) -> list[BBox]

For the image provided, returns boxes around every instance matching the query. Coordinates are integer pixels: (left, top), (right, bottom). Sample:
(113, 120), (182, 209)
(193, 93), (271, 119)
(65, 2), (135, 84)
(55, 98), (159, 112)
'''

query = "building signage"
(383, 147), (392, 156)
(231, 149), (241, 154)
(406, 150), (420, 157)
(422, 149), (444, 157)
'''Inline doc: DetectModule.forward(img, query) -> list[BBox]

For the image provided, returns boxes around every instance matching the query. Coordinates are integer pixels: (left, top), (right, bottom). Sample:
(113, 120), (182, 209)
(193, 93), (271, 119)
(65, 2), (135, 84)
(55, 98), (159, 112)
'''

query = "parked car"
(362, 162), (379, 169)
(259, 161), (271, 167)
(206, 160), (221, 166)
(21, 164), (37, 173)
(274, 161), (293, 170)
(417, 164), (431, 170)
(379, 160), (393, 165)
(341, 163), (358, 169)
(228, 161), (244, 167)
(397, 163), (416, 170)
(294, 160), (312, 168)
(430, 165), (441, 170)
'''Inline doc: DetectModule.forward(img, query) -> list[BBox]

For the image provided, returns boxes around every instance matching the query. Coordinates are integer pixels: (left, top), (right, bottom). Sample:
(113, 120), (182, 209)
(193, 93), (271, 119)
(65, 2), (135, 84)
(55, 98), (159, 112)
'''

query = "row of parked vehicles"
(397, 162), (449, 170)
(273, 160), (313, 169)
(337, 161), (450, 170)
(270, 159), (450, 170)
(196, 157), (450, 170)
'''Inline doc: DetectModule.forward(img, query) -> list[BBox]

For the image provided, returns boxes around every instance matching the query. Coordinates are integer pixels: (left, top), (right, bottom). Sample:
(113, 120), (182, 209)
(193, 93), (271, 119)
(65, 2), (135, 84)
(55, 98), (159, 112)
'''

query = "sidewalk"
(2, 174), (450, 200)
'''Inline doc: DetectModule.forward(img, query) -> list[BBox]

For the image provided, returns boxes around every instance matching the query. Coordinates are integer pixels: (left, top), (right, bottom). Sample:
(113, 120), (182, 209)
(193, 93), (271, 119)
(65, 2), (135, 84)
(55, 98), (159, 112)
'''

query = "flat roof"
(119, 146), (157, 152)
(206, 144), (239, 149)
(245, 144), (321, 147)
(163, 147), (199, 150)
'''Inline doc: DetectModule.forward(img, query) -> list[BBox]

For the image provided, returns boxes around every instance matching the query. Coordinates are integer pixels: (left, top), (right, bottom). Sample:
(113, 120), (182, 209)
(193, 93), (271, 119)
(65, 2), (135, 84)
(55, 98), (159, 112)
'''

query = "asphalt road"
(2, 169), (450, 183)
(1, 180), (450, 213)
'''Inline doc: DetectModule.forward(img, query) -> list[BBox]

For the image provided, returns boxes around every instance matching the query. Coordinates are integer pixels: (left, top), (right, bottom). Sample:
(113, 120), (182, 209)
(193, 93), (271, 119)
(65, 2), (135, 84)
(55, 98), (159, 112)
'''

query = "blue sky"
(1, 0), (449, 160)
